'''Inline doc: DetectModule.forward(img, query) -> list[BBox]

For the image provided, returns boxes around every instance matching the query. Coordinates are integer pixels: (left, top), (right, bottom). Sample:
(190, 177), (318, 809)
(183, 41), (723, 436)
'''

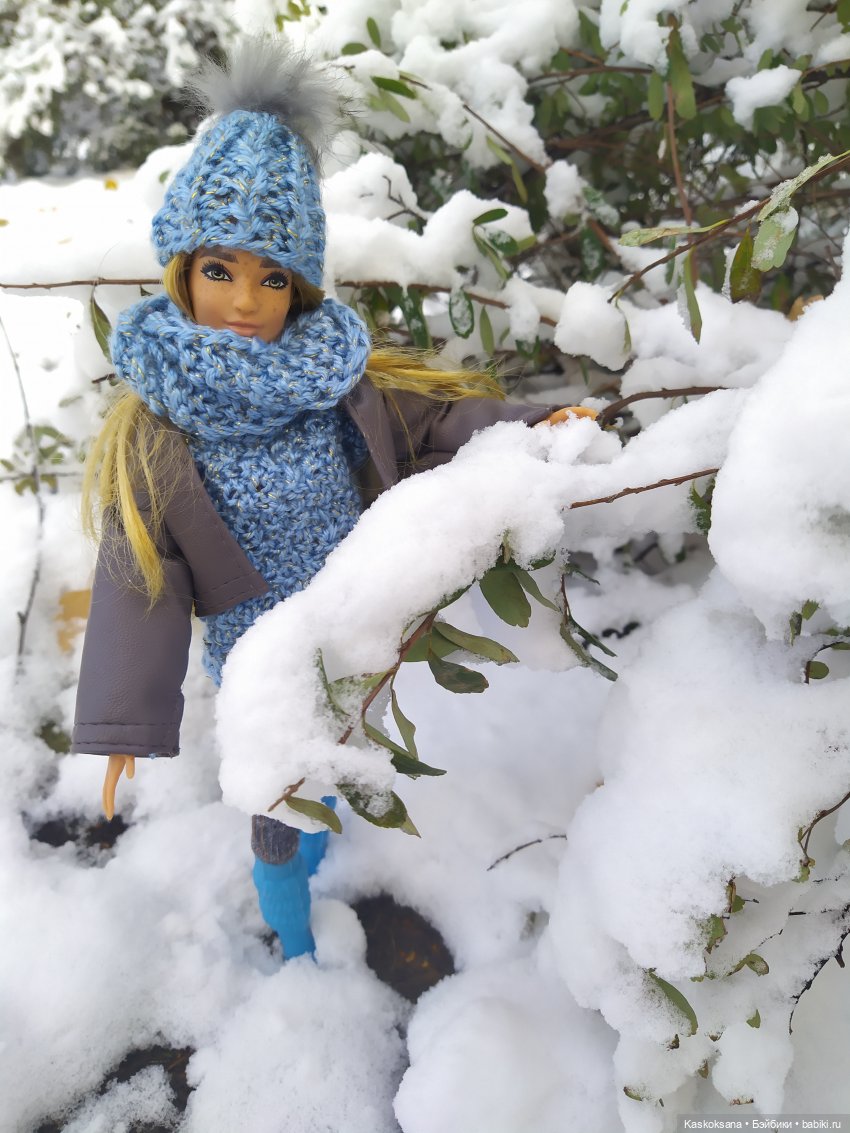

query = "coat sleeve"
(386, 390), (555, 473)
(71, 427), (271, 758)
(71, 512), (193, 758)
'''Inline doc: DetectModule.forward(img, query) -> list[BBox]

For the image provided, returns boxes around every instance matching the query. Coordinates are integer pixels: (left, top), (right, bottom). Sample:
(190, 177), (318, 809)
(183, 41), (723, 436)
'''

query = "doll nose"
(233, 280), (260, 313)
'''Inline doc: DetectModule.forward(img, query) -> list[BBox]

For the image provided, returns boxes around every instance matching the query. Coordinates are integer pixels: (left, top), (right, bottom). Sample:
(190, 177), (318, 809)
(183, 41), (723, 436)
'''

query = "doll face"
(188, 247), (293, 342)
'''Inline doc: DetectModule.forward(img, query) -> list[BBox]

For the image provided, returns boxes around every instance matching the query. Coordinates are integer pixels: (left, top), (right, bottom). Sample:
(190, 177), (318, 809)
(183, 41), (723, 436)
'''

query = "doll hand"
(540, 406), (599, 426)
(102, 754), (135, 820)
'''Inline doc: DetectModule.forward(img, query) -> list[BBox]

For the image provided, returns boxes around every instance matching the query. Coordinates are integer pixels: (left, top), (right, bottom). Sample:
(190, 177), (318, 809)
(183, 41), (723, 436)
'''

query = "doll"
(73, 39), (594, 960)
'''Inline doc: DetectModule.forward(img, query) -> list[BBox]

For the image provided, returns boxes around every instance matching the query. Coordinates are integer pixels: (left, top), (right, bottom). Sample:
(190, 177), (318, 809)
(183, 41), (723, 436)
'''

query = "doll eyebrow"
(197, 246), (283, 269)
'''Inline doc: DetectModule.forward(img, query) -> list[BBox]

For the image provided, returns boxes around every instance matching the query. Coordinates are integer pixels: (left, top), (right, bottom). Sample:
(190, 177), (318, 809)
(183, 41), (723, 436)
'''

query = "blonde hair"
(83, 252), (504, 600)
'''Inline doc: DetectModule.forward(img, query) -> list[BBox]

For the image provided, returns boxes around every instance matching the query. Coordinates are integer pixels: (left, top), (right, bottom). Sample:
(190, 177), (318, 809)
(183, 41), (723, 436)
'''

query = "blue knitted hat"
(151, 38), (345, 288)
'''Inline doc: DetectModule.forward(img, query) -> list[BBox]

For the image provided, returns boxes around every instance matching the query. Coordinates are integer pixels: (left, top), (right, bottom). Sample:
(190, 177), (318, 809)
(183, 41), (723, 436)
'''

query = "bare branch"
(597, 385), (727, 427)
(0, 311), (45, 671)
(568, 468), (719, 510)
(487, 833), (568, 871)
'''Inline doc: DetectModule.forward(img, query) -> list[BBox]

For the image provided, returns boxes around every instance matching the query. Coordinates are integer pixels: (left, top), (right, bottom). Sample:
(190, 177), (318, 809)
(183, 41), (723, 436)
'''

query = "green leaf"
(840, 0), (850, 29)
(791, 84), (809, 120)
(473, 232), (509, 280)
(511, 564), (560, 611)
(366, 16), (381, 46)
(559, 620), (618, 681)
(747, 1010), (761, 1028)
(479, 565), (532, 627)
(372, 75), (417, 99)
(802, 600), (819, 620)
(729, 951), (770, 976)
(705, 915), (727, 953)
(376, 89), (411, 122)
(485, 135), (528, 203)
(647, 71), (665, 120)
(807, 660), (830, 680)
(648, 971), (698, 1036)
(449, 289), (475, 338)
(340, 784), (419, 834)
(689, 480), (714, 534)
(479, 305), (495, 355)
(341, 42), (368, 55)
(667, 25), (697, 120)
(427, 651), (489, 693)
(618, 221), (719, 247)
(389, 750), (447, 778)
(488, 229), (519, 256)
(395, 286), (431, 348)
(758, 152), (843, 221)
(729, 229), (762, 303)
(284, 794), (343, 834)
(402, 629), (457, 662)
(752, 210), (798, 270)
(391, 687), (418, 758)
(90, 294), (112, 361)
(363, 718), (410, 759)
(433, 622), (519, 664)
(680, 250), (702, 343)
(486, 135), (513, 165)
(473, 208), (509, 226)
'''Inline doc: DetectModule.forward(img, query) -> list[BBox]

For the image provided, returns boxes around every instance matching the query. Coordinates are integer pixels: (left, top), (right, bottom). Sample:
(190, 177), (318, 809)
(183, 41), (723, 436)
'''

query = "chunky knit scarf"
(113, 294), (371, 681)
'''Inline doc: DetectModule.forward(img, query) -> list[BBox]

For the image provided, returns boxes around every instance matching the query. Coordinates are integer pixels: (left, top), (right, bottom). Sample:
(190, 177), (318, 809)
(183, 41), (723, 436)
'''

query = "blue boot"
(251, 816), (314, 959)
(298, 796), (337, 877)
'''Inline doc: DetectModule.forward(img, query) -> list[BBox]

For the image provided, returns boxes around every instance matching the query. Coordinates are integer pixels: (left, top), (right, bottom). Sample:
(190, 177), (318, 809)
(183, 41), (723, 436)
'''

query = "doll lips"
(226, 322), (262, 334)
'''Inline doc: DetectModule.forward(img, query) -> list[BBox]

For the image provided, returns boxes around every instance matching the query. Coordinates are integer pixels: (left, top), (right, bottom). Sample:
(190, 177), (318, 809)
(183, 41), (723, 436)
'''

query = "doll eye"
(200, 261), (232, 282)
(263, 272), (290, 291)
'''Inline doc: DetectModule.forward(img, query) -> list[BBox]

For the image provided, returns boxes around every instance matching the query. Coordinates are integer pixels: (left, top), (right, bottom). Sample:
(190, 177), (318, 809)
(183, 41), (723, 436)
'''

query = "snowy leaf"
(284, 794), (342, 834)
(366, 17), (381, 47)
(618, 221), (719, 247)
(341, 786), (419, 833)
(752, 210), (798, 270)
(448, 289), (474, 338)
(758, 153), (840, 221)
(648, 971), (698, 1035)
(806, 660), (830, 680)
(341, 42), (368, 55)
(747, 1010), (761, 1028)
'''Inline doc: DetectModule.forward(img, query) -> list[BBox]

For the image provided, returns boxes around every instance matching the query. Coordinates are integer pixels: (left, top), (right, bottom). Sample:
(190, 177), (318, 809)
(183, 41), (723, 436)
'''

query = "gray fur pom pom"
(188, 35), (348, 166)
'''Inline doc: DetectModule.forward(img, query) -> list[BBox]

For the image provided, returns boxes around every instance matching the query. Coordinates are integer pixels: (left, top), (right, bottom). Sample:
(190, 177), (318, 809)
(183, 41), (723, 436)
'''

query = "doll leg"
(298, 796), (337, 877)
(251, 815), (314, 959)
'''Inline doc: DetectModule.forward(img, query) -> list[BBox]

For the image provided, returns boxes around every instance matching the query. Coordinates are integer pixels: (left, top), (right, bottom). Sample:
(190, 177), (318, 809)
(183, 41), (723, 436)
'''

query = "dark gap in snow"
(27, 812), (129, 861)
(354, 894), (455, 1003)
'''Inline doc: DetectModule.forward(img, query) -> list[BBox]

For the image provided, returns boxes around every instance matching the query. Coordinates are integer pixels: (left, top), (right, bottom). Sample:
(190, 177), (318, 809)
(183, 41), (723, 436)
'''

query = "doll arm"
(102, 755), (135, 820)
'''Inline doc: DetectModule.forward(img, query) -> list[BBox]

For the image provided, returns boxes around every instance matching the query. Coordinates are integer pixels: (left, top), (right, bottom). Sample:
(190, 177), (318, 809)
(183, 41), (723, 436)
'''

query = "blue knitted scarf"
(113, 294), (371, 681)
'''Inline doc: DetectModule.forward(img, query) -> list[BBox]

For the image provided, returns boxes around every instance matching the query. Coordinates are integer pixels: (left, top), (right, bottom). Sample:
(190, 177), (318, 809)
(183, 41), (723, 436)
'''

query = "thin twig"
(0, 277), (159, 291)
(801, 786), (850, 857)
(267, 777), (306, 814)
(487, 833), (568, 871)
(568, 468), (719, 510)
(0, 311), (45, 671)
(597, 385), (726, 427)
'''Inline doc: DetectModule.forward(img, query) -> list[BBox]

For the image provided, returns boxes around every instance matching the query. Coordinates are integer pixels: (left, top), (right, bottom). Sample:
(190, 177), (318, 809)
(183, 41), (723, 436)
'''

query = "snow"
(726, 66), (800, 128)
(2, 7), (850, 1133)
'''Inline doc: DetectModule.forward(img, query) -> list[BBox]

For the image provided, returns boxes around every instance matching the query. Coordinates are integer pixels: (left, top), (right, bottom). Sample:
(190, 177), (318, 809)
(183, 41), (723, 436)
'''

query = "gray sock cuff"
(251, 815), (300, 864)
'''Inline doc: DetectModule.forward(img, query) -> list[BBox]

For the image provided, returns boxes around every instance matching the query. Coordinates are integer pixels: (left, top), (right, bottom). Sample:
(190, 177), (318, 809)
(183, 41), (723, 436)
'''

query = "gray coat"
(72, 379), (551, 758)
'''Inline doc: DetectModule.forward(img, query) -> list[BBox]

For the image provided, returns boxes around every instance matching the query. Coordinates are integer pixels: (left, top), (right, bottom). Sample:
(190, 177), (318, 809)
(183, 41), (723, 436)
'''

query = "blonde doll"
(74, 40), (592, 958)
